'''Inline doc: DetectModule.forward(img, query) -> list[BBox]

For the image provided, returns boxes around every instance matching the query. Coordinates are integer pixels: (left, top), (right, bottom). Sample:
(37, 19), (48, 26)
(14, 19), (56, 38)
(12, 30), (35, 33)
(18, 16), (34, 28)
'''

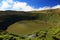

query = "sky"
(0, 0), (60, 11)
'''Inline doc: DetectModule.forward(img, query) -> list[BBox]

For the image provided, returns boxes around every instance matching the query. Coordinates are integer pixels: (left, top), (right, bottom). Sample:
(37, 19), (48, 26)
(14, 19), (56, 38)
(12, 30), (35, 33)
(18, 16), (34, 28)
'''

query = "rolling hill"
(0, 9), (60, 40)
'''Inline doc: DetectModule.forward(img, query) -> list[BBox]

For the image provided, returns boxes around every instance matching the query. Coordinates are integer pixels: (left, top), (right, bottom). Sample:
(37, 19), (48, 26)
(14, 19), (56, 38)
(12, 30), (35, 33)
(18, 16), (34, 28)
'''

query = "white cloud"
(35, 7), (51, 11)
(1, 1), (11, 9)
(0, 0), (60, 11)
(0, 0), (35, 11)
(34, 5), (60, 11)
(13, 2), (27, 9)
(12, 1), (35, 11)
(3, 0), (13, 3)
(52, 5), (60, 9)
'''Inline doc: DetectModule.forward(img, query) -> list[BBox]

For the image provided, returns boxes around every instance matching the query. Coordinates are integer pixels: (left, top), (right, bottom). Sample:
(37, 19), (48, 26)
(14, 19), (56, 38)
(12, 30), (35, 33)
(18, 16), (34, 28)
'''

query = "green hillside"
(0, 9), (60, 40)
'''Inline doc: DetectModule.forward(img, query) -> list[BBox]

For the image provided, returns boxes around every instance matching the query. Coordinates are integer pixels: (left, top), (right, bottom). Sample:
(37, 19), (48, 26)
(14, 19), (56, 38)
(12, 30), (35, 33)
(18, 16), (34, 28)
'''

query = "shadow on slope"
(0, 14), (39, 31)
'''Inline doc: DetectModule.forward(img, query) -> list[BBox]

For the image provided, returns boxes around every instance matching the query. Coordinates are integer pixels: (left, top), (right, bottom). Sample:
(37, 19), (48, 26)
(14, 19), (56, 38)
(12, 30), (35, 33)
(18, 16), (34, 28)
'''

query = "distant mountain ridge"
(0, 8), (60, 14)
(30, 8), (60, 13)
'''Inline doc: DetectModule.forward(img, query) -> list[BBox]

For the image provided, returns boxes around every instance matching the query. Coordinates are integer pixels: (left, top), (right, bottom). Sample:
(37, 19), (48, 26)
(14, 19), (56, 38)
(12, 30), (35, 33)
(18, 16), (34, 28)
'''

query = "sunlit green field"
(6, 20), (52, 35)
(0, 10), (60, 40)
(5, 12), (60, 40)
(6, 12), (60, 35)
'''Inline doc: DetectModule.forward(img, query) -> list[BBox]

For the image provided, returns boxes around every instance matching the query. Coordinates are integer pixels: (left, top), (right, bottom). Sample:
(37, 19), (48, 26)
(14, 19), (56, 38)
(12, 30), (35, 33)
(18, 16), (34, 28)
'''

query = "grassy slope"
(0, 9), (60, 40)
(6, 10), (60, 40)
(6, 11), (60, 35)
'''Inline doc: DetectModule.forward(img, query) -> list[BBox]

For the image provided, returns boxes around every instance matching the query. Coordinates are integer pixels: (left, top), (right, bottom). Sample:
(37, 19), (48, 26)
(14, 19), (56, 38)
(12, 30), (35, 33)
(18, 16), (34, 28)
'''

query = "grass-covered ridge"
(0, 9), (60, 40)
